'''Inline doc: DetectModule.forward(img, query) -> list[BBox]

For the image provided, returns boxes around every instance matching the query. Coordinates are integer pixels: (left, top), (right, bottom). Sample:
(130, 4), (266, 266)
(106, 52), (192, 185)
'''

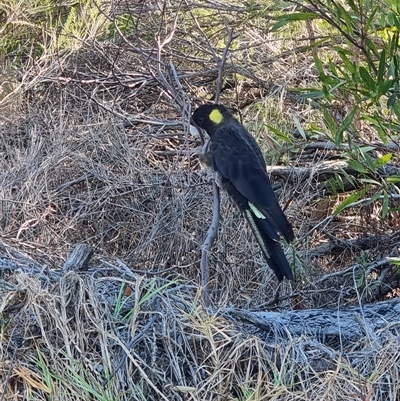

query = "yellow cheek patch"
(209, 109), (224, 124)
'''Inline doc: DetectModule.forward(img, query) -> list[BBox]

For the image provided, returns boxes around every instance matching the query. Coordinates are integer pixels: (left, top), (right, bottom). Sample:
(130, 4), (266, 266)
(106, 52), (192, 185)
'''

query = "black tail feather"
(244, 210), (293, 281)
(260, 203), (294, 243)
(222, 178), (293, 280)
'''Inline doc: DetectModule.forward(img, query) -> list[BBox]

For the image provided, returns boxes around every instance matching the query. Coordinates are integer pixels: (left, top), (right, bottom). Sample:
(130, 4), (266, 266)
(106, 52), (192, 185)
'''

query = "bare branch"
(215, 28), (235, 104)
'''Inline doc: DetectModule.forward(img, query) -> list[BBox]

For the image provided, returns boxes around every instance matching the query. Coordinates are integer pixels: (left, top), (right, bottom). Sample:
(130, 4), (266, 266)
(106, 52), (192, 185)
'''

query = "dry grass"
(2, 264), (400, 400)
(1, 0), (400, 400)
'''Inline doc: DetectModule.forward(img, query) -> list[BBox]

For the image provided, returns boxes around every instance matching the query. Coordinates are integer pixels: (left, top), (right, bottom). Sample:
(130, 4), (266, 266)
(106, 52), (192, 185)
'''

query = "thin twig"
(215, 28), (234, 104)
(201, 182), (220, 306)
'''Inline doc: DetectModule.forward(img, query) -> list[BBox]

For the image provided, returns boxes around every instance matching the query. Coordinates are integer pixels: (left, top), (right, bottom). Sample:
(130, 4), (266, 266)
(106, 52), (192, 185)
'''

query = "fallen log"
(225, 297), (400, 347)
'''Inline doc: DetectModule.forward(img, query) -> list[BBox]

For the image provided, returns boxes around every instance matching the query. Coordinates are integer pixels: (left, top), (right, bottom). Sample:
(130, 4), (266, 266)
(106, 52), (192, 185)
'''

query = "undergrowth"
(0, 0), (399, 400)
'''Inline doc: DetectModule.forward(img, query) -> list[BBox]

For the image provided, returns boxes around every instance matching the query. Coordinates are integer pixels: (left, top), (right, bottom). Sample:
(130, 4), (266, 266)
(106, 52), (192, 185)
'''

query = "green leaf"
(391, 102), (400, 121)
(362, 152), (376, 171)
(334, 172), (345, 192)
(374, 153), (392, 168)
(365, 6), (379, 33)
(323, 108), (336, 139)
(388, 57), (398, 78)
(301, 37), (331, 51)
(359, 178), (381, 185)
(328, 59), (339, 76)
(386, 257), (400, 266)
(313, 52), (325, 77)
(267, 125), (294, 144)
(364, 37), (379, 59)
(363, 116), (388, 145)
(335, 2), (354, 33)
(368, 189), (383, 204)
(387, 175), (400, 183)
(292, 114), (307, 140)
(377, 49), (386, 83)
(387, 92), (397, 107)
(388, 31), (400, 58)
(337, 50), (356, 73)
(358, 145), (376, 153)
(376, 126), (389, 145)
(298, 90), (325, 99)
(329, 177), (338, 194)
(340, 168), (356, 188)
(346, 0), (359, 14)
(282, 12), (318, 21)
(333, 46), (353, 56)
(272, 12), (318, 31)
(333, 188), (367, 216)
(347, 159), (369, 173)
(359, 66), (376, 91)
(336, 107), (357, 145)
(378, 80), (393, 98)
(387, 10), (400, 30)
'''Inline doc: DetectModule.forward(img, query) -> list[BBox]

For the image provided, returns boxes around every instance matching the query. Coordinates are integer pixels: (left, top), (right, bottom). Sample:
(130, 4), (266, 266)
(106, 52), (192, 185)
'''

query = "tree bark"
(62, 244), (94, 272)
